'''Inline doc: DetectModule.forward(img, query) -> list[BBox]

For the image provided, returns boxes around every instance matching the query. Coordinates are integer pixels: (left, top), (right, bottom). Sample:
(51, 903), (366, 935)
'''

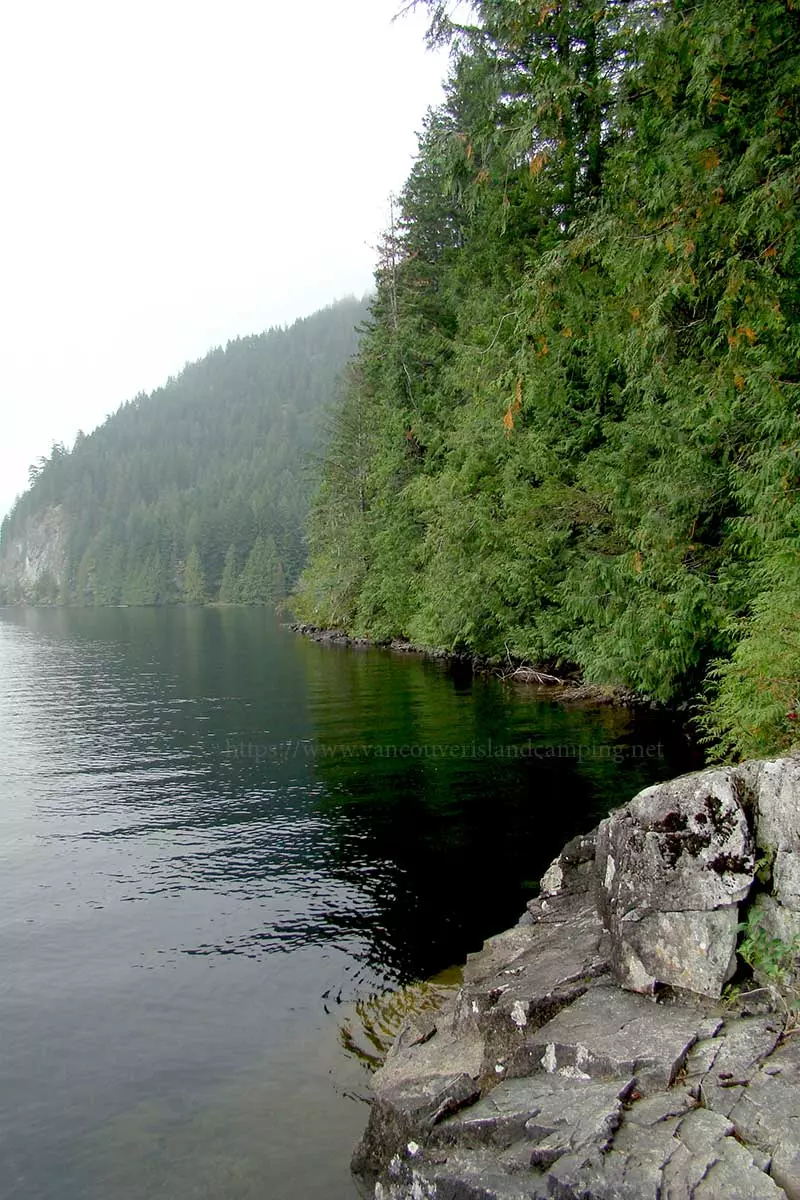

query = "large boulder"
(596, 768), (756, 996)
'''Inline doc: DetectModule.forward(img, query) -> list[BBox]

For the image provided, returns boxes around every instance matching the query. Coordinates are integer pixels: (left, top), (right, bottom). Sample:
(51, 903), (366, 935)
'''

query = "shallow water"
(0, 607), (700, 1198)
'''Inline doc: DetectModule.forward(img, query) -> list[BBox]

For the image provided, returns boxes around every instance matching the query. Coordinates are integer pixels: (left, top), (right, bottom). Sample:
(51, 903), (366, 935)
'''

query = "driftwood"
(499, 663), (569, 686)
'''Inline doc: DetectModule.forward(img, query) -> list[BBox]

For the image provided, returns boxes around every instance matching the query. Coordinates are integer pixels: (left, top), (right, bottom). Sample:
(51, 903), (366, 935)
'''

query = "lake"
(0, 607), (700, 1199)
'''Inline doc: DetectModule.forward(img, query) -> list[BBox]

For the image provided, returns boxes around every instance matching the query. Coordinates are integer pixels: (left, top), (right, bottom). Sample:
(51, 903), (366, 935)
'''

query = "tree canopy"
(295, 0), (799, 759)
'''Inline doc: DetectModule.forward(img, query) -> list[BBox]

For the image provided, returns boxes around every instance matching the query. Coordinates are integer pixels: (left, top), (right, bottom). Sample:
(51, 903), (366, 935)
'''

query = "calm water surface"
(0, 608), (700, 1199)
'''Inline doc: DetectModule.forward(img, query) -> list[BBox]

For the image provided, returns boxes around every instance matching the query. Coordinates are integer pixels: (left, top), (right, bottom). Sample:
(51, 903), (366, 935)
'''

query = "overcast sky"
(0, 0), (450, 522)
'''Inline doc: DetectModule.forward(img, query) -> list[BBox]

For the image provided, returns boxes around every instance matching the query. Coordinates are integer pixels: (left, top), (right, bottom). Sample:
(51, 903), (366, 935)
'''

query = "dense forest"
(294, 0), (799, 759)
(0, 298), (367, 608)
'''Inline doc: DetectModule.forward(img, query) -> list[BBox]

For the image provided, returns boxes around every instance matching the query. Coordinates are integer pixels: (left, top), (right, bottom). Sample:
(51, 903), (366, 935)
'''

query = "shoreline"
(287, 621), (674, 713)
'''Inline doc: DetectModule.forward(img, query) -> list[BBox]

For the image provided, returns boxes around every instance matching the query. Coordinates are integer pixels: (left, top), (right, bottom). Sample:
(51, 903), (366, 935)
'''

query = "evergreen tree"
(238, 535), (280, 604)
(218, 545), (240, 604)
(183, 544), (206, 603)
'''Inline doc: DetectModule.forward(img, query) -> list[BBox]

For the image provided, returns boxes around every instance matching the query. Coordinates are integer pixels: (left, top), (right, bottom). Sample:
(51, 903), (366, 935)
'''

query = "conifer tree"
(238, 535), (280, 604)
(218, 545), (240, 604)
(183, 544), (206, 604)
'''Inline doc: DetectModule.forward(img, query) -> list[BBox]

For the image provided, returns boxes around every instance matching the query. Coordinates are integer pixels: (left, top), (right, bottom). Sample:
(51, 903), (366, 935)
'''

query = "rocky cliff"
(0, 504), (69, 602)
(354, 757), (800, 1199)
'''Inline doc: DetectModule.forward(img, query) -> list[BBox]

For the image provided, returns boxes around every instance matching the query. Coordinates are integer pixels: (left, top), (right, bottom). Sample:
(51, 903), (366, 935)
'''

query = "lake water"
(0, 607), (700, 1199)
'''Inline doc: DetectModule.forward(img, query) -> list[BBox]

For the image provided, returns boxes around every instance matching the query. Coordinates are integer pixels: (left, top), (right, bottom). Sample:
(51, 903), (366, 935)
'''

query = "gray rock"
(433, 1073), (632, 1158)
(774, 851), (800, 912)
(539, 830), (598, 898)
(374, 1145), (552, 1199)
(596, 767), (755, 996)
(668, 1105), (787, 1198)
(0, 504), (70, 600)
(728, 1035), (800, 1198)
(508, 984), (721, 1092)
(610, 906), (740, 997)
(526, 887), (603, 926)
(353, 1071), (481, 1180)
(742, 895), (800, 991)
(599, 768), (755, 912)
(455, 895), (609, 1081)
(358, 758), (800, 1200)
(688, 1015), (782, 1115)
(547, 1101), (786, 1199)
(353, 1011), (484, 1181)
(381, 1000), (483, 1083)
(623, 1087), (698, 1127)
(751, 759), (800, 910)
(462, 927), (544, 990)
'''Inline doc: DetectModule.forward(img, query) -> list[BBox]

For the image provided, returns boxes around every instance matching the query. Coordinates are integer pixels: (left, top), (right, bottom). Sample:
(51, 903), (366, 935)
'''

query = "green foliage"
(700, 548), (800, 759)
(237, 534), (284, 605)
(738, 917), (797, 988)
(296, 0), (800, 758)
(218, 545), (241, 604)
(737, 908), (800, 1020)
(183, 544), (206, 604)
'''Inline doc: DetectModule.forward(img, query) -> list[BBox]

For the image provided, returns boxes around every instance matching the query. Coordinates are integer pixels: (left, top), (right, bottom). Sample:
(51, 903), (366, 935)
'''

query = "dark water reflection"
(0, 607), (700, 1199)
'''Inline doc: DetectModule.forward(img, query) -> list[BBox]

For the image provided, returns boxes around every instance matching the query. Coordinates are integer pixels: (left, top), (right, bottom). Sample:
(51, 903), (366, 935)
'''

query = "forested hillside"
(295, 0), (799, 758)
(0, 298), (367, 607)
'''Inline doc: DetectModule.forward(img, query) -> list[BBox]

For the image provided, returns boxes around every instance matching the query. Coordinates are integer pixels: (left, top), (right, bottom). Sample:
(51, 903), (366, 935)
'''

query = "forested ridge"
(0, 297), (367, 608)
(294, 0), (800, 758)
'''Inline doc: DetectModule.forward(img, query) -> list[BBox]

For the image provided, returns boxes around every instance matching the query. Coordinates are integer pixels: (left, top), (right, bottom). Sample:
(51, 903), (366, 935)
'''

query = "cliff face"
(0, 504), (69, 602)
(355, 758), (800, 1200)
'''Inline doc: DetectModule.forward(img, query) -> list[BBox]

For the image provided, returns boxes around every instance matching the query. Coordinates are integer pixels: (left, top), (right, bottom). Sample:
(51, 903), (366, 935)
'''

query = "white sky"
(0, 0), (450, 522)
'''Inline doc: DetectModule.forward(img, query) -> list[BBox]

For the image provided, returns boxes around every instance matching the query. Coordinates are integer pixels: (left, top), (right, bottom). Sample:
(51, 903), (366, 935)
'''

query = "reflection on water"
(337, 970), (461, 1073)
(0, 607), (700, 1199)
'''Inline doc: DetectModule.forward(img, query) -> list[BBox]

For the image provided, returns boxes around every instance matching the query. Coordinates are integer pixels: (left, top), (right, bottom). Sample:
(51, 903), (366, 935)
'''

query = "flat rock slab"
(728, 1035), (800, 1198)
(525, 887), (605, 927)
(433, 1073), (633, 1160)
(377, 1003), (484, 1090)
(508, 985), (721, 1092)
(548, 1103), (786, 1199)
(685, 1015), (782, 1116)
(463, 926), (545, 989)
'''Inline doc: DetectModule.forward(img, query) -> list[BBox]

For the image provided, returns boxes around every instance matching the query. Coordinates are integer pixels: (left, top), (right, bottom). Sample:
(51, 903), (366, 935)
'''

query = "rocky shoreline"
(287, 623), (652, 709)
(353, 757), (800, 1199)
